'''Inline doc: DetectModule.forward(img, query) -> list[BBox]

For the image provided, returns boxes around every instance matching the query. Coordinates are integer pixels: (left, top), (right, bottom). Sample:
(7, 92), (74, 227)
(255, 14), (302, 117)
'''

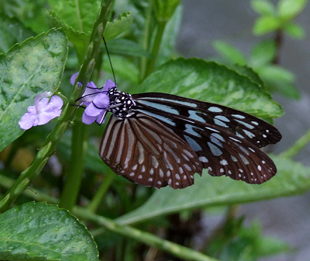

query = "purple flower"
(18, 92), (63, 130)
(71, 73), (115, 125)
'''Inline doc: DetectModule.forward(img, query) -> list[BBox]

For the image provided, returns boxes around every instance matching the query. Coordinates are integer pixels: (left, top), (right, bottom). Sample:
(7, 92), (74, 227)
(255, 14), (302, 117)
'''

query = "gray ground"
(177, 1), (310, 260)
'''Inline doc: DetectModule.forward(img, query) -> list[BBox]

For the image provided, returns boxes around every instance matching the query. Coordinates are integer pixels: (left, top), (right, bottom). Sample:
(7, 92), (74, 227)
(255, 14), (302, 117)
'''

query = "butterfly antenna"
(103, 36), (117, 86)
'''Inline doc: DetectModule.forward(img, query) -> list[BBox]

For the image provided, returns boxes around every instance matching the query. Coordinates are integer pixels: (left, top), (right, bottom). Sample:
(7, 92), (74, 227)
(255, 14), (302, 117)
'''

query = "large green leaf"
(47, 0), (101, 34)
(116, 155), (310, 225)
(0, 202), (98, 261)
(135, 58), (283, 119)
(0, 29), (68, 152)
(47, 0), (101, 62)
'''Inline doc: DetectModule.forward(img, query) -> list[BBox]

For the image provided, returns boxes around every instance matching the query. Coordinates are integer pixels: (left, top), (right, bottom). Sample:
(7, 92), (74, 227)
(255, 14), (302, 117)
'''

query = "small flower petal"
(82, 112), (97, 125)
(85, 103), (104, 117)
(103, 79), (116, 91)
(70, 72), (81, 86)
(44, 95), (64, 112)
(18, 113), (36, 130)
(95, 110), (106, 125)
(93, 93), (109, 108)
(18, 93), (64, 130)
(80, 82), (101, 105)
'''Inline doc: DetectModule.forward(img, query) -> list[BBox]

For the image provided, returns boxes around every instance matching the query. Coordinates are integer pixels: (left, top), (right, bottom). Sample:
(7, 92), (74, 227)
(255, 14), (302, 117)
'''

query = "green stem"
(0, 173), (58, 204)
(87, 170), (115, 213)
(140, 0), (154, 82)
(0, 0), (114, 213)
(59, 110), (89, 211)
(279, 128), (310, 159)
(75, 209), (219, 261)
(0, 99), (73, 212)
(143, 21), (167, 80)
(0, 173), (218, 261)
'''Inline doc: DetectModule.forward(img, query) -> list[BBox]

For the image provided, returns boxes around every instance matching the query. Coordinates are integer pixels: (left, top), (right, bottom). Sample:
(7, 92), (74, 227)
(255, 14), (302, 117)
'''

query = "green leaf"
(256, 235), (291, 257)
(253, 16), (280, 35)
(277, 0), (308, 19)
(136, 58), (283, 119)
(46, 10), (89, 63)
(0, 29), (68, 152)
(153, 0), (181, 22)
(103, 54), (139, 84)
(213, 41), (247, 65)
(0, 13), (35, 54)
(0, 202), (98, 261)
(251, 0), (275, 16)
(104, 12), (133, 41)
(47, 0), (101, 34)
(257, 64), (300, 99)
(250, 40), (277, 67)
(284, 22), (305, 38)
(107, 39), (151, 58)
(228, 64), (265, 89)
(116, 155), (310, 225)
(157, 5), (183, 66)
(0, 0), (48, 33)
(47, 0), (101, 62)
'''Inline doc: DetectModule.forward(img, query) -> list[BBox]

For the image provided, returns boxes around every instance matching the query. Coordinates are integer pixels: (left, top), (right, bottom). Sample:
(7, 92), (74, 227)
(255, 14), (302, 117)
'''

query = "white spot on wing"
(220, 159), (228, 166)
(208, 142), (223, 156)
(199, 156), (209, 163)
(208, 106), (223, 113)
(159, 169), (164, 178)
(232, 114), (245, 119)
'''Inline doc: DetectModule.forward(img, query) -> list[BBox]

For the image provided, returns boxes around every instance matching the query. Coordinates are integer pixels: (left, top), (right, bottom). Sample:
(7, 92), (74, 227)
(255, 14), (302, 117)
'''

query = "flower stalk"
(0, 0), (114, 212)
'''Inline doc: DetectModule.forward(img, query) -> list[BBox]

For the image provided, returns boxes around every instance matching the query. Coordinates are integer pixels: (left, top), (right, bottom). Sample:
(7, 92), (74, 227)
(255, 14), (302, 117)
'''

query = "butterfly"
(76, 38), (281, 189)
(83, 84), (281, 189)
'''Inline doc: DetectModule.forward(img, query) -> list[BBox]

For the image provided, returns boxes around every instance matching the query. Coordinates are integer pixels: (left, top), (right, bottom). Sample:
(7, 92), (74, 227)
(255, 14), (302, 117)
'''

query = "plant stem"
(0, 173), (218, 261)
(140, 0), (154, 83)
(0, 0), (114, 213)
(279, 128), (310, 159)
(87, 170), (115, 213)
(59, 110), (89, 211)
(143, 21), (167, 80)
(75, 209), (219, 261)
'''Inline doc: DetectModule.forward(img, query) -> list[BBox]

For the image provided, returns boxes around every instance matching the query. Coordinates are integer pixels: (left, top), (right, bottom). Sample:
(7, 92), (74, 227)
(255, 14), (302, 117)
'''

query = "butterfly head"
(107, 87), (136, 119)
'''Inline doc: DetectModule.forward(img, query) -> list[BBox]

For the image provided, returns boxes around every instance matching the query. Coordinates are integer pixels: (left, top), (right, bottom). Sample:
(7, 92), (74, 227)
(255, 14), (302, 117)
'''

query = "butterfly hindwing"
(176, 121), (276, 183)
(100, 113), (203, 189)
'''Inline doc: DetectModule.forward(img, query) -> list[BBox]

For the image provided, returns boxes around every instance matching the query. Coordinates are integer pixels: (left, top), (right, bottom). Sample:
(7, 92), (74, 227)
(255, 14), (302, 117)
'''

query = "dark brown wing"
(99, 113), (203, 189)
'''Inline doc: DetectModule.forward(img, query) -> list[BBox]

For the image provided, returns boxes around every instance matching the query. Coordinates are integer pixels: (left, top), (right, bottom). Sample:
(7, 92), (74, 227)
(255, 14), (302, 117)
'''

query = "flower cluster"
(18, 73), (115, 130)
(70, 73), (115, 125)
(18, 92), (63, 130)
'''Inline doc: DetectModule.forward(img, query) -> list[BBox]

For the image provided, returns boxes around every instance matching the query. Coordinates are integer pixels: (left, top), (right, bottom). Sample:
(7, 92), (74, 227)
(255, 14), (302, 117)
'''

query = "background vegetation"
(0, 0), (309, 260)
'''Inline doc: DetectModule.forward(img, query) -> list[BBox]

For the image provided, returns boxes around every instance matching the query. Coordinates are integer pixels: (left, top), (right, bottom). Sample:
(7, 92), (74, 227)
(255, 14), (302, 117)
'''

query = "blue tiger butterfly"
(78, 41), (281, 189)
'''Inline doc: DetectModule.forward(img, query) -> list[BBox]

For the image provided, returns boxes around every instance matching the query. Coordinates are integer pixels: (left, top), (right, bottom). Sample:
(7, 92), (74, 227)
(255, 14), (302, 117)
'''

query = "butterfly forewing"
(100, 113), (203, 189)
(132, 93), (281, 148)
